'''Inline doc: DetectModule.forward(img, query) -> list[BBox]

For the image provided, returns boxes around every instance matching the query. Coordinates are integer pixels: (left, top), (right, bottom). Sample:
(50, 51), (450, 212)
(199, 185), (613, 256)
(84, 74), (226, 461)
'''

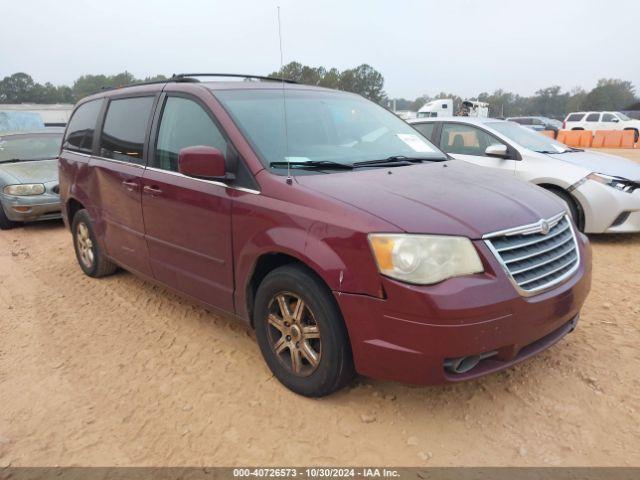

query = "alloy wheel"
(266, 292), (322, 377)
(76, 222), (95, 269)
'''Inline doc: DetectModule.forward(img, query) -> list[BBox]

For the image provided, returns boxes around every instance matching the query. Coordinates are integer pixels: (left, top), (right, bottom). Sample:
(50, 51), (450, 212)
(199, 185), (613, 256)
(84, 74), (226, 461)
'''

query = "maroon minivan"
(59, 74), (592, 396)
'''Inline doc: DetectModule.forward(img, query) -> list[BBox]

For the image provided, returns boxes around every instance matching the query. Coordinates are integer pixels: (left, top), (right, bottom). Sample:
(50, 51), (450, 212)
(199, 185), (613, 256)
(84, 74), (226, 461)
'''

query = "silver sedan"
(409, 117), (640, 234)
(0, 129), (63, 229)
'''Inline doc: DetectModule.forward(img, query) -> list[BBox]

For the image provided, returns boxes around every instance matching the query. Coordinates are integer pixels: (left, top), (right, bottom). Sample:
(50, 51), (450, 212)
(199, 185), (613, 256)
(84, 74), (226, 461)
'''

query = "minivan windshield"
(215, 89), (447, 171)
(488, 121), (572, 154)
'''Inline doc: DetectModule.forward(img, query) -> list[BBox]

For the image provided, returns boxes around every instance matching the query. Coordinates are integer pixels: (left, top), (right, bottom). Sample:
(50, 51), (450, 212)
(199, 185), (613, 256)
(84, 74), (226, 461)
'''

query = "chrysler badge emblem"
(539, 220), (550, 235)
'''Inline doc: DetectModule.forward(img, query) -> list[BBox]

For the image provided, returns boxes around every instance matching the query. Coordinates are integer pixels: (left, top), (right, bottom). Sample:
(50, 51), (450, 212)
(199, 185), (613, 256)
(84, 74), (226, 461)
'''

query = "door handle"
(143, 185), (163, 196)
(122, 180), (139, 192)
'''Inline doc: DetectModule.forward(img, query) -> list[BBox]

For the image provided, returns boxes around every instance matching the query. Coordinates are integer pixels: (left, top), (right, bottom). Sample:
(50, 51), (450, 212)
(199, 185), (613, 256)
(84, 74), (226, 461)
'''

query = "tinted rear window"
(566, 113), (584, 122)
(100, 96), (155, 165)
(63, 100), (102, 153)
(586, 113), (600, 122)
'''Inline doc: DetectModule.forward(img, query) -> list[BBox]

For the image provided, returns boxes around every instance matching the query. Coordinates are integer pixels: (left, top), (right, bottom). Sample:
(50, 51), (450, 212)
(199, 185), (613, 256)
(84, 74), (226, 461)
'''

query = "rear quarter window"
(566, 113), (585, 122)
(99, 96), (155, 165)
(63, 100), (103, 154)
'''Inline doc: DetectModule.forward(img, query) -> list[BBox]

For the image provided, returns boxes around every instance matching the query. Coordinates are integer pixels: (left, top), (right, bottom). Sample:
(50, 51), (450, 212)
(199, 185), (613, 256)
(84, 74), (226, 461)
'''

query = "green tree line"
(393, 79), (638, 118)
(1, 67), (638, 119)
(0, 71), (167, 104)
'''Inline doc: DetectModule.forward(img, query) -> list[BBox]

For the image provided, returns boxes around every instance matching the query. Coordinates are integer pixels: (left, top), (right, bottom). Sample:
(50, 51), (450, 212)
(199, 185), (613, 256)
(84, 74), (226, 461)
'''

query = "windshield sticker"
(396, 134), (434, 152)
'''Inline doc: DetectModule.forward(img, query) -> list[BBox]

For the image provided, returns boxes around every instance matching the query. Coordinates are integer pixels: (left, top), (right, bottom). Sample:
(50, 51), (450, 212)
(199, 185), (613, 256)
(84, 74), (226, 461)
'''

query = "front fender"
(233, 223), (383, 322)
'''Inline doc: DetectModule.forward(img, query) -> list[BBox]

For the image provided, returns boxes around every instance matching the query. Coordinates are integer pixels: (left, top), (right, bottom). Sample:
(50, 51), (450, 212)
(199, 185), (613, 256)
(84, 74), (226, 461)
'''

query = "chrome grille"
(484, 213), (579, 296)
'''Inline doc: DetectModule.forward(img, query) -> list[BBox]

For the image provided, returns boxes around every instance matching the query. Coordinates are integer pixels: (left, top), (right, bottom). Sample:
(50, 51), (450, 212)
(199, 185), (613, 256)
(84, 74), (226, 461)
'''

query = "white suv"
(563, 111), (640, 141)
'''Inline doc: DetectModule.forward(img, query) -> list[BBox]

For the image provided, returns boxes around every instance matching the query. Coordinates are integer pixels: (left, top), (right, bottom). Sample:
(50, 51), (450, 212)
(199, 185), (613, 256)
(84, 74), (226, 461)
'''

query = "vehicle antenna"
(277, 6), (292, 185)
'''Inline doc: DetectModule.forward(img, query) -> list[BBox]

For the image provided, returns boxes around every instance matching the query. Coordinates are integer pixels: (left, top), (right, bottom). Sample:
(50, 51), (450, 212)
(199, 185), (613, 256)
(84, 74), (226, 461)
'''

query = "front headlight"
(587, 173), (638, 193)
(368, 234), (484, 285)
(3, 183), (46, 196)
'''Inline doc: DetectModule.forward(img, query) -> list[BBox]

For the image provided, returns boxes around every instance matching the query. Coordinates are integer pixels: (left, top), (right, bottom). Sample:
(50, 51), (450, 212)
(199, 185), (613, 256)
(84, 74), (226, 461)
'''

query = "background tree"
(71, 71), (137, 100)
(269, 62), (387, 104)
(0, 73), (36, 103)
(583, 79), (636, 111)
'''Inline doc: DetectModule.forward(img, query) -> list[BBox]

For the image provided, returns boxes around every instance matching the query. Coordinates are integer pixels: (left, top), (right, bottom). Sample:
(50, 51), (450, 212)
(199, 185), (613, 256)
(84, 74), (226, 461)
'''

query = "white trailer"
(460, 100), (489, 118)
(416, 99), (453, 118)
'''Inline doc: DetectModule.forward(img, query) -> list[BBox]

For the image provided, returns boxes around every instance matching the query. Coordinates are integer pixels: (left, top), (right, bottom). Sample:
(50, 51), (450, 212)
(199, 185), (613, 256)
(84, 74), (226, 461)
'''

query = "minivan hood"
(296, 161), (563, 239)
(544, 150), (640, 181)
(0, 158), (58, 184)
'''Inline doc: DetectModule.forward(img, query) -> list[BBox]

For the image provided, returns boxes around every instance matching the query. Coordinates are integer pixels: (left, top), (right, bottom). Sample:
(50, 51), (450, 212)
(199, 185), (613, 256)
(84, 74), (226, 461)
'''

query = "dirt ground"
(0, 149), (639, 467)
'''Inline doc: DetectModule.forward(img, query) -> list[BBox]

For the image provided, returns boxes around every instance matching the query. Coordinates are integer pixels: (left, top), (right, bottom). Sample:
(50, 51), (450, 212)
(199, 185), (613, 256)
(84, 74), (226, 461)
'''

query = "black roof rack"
(100, 78), (169, 90)
(98, 73), (297, 94)
(171, 73), (298, 84)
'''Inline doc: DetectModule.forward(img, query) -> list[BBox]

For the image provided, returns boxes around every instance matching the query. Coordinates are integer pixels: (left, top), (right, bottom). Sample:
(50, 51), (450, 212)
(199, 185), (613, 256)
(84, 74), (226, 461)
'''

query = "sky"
(1, 0), (639, 99)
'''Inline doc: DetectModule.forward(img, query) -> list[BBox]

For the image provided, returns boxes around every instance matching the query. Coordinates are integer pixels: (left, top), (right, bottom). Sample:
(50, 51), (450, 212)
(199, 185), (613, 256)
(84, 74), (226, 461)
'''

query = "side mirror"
(178, 146), (231, 181)
(485, 144), (509, 158)
(611, 118), (620, 123)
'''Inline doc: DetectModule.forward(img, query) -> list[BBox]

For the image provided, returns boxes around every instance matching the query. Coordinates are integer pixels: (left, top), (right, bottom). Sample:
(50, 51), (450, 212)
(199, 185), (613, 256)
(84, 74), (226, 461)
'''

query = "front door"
(92, 95), (156, 276)
(141, 95), (234, 312)
(438, 122), (517, 174)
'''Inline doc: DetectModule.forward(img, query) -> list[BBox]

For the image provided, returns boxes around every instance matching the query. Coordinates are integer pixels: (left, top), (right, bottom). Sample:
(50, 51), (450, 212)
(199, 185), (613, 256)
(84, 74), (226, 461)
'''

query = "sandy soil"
(0, 150), (639, 467)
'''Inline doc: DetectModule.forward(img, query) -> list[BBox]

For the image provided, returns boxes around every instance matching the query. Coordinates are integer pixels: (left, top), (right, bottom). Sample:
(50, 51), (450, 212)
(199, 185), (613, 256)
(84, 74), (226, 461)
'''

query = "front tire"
(72, 209), (117, 277)
(0, 205), (17, 230)
(547, 188), (582, 232)
(253, 264), (354, 397)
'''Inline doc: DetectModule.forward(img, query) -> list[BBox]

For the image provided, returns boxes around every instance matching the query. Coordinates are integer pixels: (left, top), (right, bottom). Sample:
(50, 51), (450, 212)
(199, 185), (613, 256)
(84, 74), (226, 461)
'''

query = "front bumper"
(1, 192), (61, 222)
(574, 180), (640, 233)
(335, 235), (592, 385)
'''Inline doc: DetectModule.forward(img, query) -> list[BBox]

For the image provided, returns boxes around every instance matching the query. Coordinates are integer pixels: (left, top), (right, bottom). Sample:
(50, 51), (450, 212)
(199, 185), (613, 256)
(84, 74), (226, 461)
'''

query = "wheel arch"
(537, 183), (585, 231)
(244, 250), (337, 328)
(65, 197), (85, 230)
(623, 127), (639, 142)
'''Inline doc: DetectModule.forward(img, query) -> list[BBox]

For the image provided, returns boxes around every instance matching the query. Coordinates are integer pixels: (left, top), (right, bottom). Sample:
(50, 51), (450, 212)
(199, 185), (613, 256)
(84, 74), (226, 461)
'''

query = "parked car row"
(1, 75), (636, 397)
(507, 116), (562, 136)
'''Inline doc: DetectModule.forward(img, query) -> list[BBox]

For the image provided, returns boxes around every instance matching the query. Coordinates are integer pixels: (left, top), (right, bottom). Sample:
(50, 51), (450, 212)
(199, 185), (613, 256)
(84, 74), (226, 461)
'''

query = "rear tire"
(72, 209), (117, 277)
(0, 205), (17, 230)
(625, 128), (639, 143)
(253, 264), (355, 397)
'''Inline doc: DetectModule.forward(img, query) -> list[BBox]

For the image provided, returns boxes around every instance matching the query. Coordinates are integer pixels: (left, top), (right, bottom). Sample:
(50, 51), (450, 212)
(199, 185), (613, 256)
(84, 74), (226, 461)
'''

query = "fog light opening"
(611, 211), (630, 228)
(12, 206), (32, 213)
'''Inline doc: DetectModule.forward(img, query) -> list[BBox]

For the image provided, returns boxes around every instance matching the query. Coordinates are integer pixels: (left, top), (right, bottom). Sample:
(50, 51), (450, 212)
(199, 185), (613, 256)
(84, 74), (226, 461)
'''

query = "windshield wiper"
(269, 160), (353, 170)
(536, 148), (582, 154)
(353, 155), (444, 168)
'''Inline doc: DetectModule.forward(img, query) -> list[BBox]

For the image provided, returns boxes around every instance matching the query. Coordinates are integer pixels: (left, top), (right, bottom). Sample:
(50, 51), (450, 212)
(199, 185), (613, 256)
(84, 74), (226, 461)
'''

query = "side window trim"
(440, 122), (520, 160)
(148, 92), (259, 191)
(63, 98), (105, 155)
(95, 93), (160, 166)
